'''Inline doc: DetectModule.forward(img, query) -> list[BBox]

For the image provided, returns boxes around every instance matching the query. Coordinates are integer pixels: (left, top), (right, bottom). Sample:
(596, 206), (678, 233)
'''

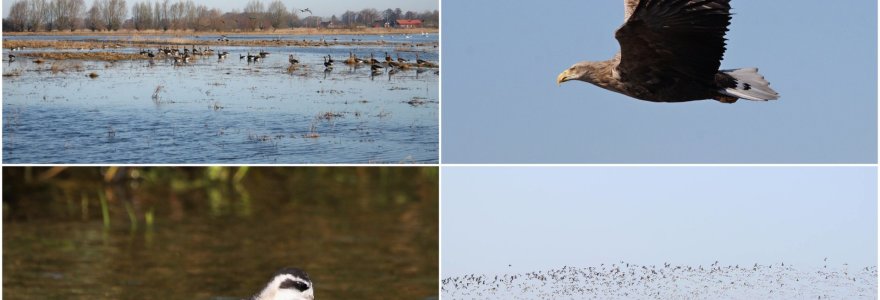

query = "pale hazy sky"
(2, 0), (437, 19)
(443, 167), (878, 277)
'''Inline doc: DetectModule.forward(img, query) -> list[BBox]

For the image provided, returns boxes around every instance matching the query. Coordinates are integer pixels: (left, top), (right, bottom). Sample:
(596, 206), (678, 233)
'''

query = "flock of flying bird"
(442, 261), (877, 299)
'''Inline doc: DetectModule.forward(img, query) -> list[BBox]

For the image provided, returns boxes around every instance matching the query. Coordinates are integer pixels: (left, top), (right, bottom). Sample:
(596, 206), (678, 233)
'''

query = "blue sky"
(2, 0), (437, 19)
(441, 166), (878, 277)
(442, 0), (877, 163)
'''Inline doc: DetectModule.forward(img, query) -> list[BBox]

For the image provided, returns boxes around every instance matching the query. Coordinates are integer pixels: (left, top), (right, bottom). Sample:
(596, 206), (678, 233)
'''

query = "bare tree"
(131, 1), (153, 30)
(243, 0), (263, 31)
(360, 8), (379, 27)
(25, 0), (49, 31)
(96, 0), (127, 31)
(7, 0), (30, 32)
(84, 2), (103, 31)
(266, 0), (287, 31)
(286, 8), (300, 28)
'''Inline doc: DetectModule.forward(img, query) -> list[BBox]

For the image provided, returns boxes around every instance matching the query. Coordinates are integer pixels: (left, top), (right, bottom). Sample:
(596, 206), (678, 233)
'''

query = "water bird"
(556, 0), (778, 103)
(8, 54), (15, 62)
(323, 56), (333, 69)
(416, 53), (427, 65)
(397, 54), (408, 63)
(249, 268), (314, 300)
(300, 8), (312, 14)
(369, 53), (380, 64)
(385, 52), (392, 63)
(289, 54), (299, 65)
(218, 52), (229, 59)
(345, 51), (359, 65)
(259, 50), (270, 58)
(240, 53), (246, 60)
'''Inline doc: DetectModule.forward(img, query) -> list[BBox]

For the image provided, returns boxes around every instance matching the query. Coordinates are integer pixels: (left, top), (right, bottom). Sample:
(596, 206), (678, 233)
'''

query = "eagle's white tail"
(719, 68), (779, 101)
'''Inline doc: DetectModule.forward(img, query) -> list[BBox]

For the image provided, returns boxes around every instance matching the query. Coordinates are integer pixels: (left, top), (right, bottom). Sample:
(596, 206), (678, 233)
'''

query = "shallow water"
(2, 35), (439, 163)
(3, 167), (439, 300)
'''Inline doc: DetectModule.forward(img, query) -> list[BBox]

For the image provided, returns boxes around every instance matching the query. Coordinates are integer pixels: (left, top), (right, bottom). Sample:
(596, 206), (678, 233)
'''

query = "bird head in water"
(250, 268), (314, 300)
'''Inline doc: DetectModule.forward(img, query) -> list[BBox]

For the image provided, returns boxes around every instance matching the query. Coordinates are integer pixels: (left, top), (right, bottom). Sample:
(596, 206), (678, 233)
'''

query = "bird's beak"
(557, 70), (570, 86)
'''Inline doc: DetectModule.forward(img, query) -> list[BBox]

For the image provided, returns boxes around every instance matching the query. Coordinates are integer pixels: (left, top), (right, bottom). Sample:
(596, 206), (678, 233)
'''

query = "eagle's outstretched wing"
(615, 0), (731, 92)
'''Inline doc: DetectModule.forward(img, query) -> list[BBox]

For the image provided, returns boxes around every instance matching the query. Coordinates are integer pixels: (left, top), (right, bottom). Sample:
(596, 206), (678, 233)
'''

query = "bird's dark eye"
(279, 279), (310, 292)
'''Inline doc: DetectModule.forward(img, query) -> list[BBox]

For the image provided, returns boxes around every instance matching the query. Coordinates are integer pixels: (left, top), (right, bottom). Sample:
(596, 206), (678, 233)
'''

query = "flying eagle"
(556, 0), (778, 103)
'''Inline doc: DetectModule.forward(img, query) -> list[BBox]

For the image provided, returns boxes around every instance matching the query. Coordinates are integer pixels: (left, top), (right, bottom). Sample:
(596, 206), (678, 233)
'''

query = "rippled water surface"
(3, 167), (439, 300)
(2, 34), (439, 163)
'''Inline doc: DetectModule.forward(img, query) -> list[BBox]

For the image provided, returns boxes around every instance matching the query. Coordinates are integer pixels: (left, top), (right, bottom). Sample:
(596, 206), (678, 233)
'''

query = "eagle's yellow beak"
(557, 70), (570, 86)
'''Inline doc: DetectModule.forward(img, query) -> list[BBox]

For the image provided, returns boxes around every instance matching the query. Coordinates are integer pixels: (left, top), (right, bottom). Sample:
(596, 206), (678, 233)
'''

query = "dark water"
(3, 167), (439, 300)
(2, 35), (439, 164)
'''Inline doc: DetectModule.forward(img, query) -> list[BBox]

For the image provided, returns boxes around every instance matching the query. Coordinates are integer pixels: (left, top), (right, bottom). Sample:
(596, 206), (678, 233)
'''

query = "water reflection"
(3, 167), (439, 300)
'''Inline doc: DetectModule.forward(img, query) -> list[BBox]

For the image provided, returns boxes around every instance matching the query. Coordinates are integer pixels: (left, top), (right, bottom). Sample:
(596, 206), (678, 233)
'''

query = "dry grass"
(4, 37), (436, 50)
(20, 51), (149, 61)
(3, 69), (23, 77)
(3, 27), (437, 37)
(3, 35), (438, 51)
(50, 61), (84, 74)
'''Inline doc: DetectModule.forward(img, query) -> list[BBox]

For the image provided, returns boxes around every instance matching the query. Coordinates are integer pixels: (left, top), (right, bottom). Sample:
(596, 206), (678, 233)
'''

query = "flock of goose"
(309, 51), (438, 75)
(442, 261), (878, 299)
(136, 45), (438, 76)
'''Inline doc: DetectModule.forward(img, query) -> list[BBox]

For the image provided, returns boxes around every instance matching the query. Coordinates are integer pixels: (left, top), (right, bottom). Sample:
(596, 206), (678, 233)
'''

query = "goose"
(326, 55), (334, 64)
(249, 268), (314, 300)
(369, 53), (380, 64)
(397, 54), (408, 63)
(247, 53), (256, 62)
(323, 56), (333, 70)
(218, 52), (228, 59)
(8, 54), (15, 62)
(259, 50), (270, 58)
(416, 53), (427, 65)
(289, 54), (299, 65)
(147, 51), (155, 59)
(240, 53), (246, 60)
(384, 52), (392, 63)
(344, 51), (358, 65)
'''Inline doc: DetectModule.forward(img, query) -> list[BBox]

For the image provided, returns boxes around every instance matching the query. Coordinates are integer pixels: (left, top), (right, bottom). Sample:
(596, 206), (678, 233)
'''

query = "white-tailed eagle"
(557, 0), (779, 103)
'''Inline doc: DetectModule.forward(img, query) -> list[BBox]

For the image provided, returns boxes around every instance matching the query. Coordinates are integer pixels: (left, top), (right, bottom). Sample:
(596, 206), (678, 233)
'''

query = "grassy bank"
(2, 27), (438, 37)
(3, 38), (438, 50)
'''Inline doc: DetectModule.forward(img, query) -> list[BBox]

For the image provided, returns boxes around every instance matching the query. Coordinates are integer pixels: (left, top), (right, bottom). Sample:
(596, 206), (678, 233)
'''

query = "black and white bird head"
(250, 268), (314, 300)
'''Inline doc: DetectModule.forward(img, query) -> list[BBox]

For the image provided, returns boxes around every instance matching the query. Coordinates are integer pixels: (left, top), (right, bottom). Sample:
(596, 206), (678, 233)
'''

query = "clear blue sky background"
(2, 0), (437, 19)
(442, 1), (878, 163)
(441, 167), (878, 277)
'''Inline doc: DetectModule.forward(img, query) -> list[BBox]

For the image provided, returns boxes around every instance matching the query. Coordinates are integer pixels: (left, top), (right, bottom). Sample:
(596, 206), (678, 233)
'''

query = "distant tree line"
(3, 0), (439, 32)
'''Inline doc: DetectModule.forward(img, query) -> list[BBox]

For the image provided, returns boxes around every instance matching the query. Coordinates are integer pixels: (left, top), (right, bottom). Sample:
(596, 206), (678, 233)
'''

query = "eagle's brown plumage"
(557, 0), (779, 103)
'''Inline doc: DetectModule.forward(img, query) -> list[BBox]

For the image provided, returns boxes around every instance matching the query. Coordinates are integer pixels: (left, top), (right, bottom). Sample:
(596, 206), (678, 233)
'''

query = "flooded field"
(2, 34), (438, 163)
(442, 262), (878, 299)
(3, 167), (439, 300)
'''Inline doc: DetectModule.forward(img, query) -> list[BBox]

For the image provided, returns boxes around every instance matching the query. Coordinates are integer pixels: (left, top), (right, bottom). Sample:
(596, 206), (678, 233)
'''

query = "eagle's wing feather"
(624, 0), (639, 20)
(615, 0), (731, 93)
